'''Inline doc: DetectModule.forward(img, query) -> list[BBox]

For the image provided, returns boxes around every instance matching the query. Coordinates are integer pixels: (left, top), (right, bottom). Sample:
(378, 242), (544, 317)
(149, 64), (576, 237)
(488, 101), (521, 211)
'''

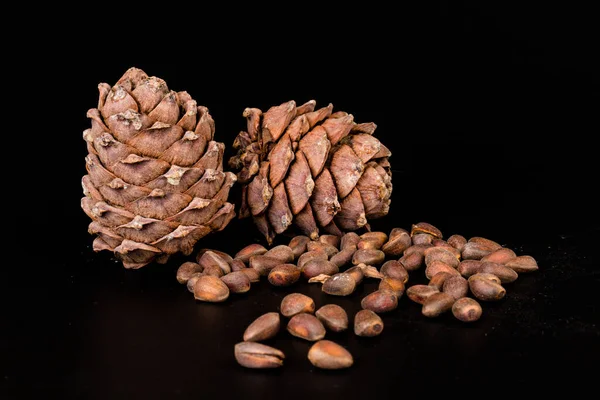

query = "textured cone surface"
(81, 67), (236, 268)
(229, 100), (392, 243)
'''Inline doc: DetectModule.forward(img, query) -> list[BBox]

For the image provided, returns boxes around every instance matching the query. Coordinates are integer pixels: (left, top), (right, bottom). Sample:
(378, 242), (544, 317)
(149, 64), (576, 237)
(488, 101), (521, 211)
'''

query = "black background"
(4, 2), (599, 398)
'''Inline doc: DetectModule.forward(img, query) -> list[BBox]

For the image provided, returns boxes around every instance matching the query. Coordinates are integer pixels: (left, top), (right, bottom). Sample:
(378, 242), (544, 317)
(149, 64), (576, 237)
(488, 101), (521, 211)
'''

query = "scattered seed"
(308, 340), (353, 369)
(234, 342), (284, 369)
(280, 293), (315, 317)
(354, 309), (384, 337)
(315, 304), (349, 332)
(243, 312), (281, 342)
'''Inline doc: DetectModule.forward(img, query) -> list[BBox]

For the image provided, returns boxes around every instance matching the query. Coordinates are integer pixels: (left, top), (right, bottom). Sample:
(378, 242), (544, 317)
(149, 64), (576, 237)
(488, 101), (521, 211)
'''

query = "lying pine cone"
(229, 100), (392, 244)
(81, 67), (236, 268)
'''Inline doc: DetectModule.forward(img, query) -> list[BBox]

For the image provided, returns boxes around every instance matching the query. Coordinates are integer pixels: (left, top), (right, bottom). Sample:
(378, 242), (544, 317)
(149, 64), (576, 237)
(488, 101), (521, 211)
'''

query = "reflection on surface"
(37, 223), (598, 398)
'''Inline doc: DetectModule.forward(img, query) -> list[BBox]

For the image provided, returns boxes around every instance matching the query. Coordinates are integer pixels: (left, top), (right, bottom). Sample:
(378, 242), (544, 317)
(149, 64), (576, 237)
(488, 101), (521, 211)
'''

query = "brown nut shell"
(473, 272), (502, 284)
(468, 274), (506, 301)
(340, 232), (361, 250)
(186, 272), (203, 293)
(345, 265), (365, 285)
(468, 237), (502, 250)
(411, 222), (443, 239)
(399, 251), (424, 271)
(425, 260), (461, 280)
(287, 313), (326, 341)
(442, 275), (469, 300)
(249, 255), (282, 276)
(382, 228), (412, 256)
(307, 241), (339, 258)
(322, 273), (356, 296)
(428, 272), (453, 290)
(422, 292), (455, 317)
(196, 249), (234, 266)
(221, 271), (251, 293)
(234, 342), (284, 369)
(264, 245), (295, 263)
(404, 244), (433, 257)
(329, 247), (356, 268)
(361, 289), (398, 313)
(280, 293), (315, 317)
(379, 277), (406, 297)
(202, 264), (224, 278)
(480, 261), (519, 283)
(380, 260), (409, 283)
(234, 244), (268, 263)
(315, 304), (349, 332)
(243, 312), (281, 342)
(447, 234), (467, 252)
(462, 237), (501, 260)
(406, 284), (439, 304)
(319, 234), (341, 248)
(412, 233), (434, 245)
(268, 264), (301, 287)
(505, 255), (539, 273)
(193, 275), (230, 302)
(288, 235), (310, 258)
(302, 259), (339, 279)
(358, 231), (388, 250)
(424, 247), (460, 269)
(452, 297), (483, 322)
(176, 261), (203, 284)
(354, 309), (384, 337)
(308, 340), (353, 369)
(457, 260), (483, 277)
(198, 250), (231, 275)
(297, 250), (328, 269)
(240, 268), (261, 283)
(230, 259), (247, 272)
(481, 248), (517, 265)
(352, 249), (385, 266)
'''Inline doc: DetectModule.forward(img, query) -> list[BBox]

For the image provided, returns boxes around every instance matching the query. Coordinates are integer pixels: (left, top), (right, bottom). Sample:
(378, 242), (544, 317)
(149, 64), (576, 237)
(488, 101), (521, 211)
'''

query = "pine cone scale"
(330, 144), (365, 199)
(357, 166), (388, 217)
(98, 180), (151, 207)
(181, 169), (224, 198)
(268, 183), (293, 234)
(262, 100), (297, 142)
(130, 76), (168, 113)
(101, 85), (139, 118)
(267, 133), (294, 188)
(147, 91), (180, 124)
(284, 151), (314, 215)
(295, 203), (319, 240)
(114, 239), (162, 269)
(104, 111), (152, 142)
(116, 216), (174, 244)
(284, 114), (310, 142)
(127, 123), (185, 158)
(305, 103), (333, 128)
(110, 156), (171, 187)
(334, 188), (367, 231)
(310, 169), (340, 227)
(321, 113), (354, 145)
(298, 126), (330, 177)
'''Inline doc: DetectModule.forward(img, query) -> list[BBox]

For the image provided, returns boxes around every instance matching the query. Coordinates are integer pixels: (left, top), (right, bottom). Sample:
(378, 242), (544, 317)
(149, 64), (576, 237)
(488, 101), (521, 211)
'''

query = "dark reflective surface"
(5, 213), (599, 398)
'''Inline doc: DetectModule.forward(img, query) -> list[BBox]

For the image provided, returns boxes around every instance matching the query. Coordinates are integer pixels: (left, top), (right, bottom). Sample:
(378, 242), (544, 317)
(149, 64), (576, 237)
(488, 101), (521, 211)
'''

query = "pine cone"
(81, 67), (236, 268)
(229, 100), (392, 244)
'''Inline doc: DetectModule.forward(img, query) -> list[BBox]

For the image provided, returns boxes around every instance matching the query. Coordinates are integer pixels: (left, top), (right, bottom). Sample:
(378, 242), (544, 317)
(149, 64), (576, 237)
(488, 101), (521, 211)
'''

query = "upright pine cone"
(81, 67), (236, 268)
(229, 100), (392, 244)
